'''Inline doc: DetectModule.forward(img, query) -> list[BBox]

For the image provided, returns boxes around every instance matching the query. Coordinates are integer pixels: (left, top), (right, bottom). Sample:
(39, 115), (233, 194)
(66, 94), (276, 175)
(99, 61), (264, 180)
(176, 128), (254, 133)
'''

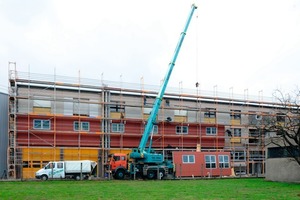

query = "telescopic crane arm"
(130, 4), (197, 159)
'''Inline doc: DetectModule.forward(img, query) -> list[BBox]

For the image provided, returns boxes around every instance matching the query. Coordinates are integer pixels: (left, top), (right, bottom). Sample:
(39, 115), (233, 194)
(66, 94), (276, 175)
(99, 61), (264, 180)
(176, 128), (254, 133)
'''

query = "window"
(113, 156), (121, 161)
(174, 110), (187, 116)
(206, 127), (217, 135)
(152, 125), (158, 134)
(276, 113), (285, 123)
(33, 119), (50, 130)
(57, 163), (63, 169)
(267, 147), (300, 158)
(233, 128), (241, 137)
(74, 121), (90, 131)
(249, 129), (259, 137)
(205, 155), (216, 168)
(249, 151), (264, 161)
(204, 108), (216, 118)
(111, 123), (125, 133)
(219, 155), (229, 168)
(230, 110), (241, 119)
(232, 151), (245, 161)
(165, 99), (170, 107)
(45, 162), (55, 169)
(176, 126), (188, 134)
(182, 155), (195, 163)
(110, 101), (125, 113)
(249, 129), (259, 144)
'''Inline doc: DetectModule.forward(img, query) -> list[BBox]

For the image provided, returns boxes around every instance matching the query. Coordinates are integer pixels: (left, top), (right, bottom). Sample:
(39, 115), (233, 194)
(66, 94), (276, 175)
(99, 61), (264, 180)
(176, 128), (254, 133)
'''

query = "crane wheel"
(147, 170), (156, 179)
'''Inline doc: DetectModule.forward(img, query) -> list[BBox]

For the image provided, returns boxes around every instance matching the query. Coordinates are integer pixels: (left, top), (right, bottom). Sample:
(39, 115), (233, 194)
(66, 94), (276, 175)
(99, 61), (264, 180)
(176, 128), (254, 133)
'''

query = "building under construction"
(6, 65), (283, 179)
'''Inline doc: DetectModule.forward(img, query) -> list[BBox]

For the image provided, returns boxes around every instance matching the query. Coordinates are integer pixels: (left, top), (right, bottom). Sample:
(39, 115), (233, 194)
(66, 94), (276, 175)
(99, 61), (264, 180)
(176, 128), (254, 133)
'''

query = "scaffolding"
(7, 67), (283, 179)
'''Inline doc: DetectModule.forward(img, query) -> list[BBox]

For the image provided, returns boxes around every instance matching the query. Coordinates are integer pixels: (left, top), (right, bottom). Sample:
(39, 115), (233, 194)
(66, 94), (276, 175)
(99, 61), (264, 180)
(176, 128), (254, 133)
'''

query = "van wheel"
(41, 175), (48, 181)
(75, 175), (81, 181)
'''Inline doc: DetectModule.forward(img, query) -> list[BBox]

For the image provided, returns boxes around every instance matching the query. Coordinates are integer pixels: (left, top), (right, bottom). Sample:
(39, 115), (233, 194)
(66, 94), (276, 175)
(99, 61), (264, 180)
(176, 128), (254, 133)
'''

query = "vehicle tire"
(147, 170), (156, 180)
(41, 175), (48, 181)
(114, 169), (125, 180)
(74, 175), (81, 181)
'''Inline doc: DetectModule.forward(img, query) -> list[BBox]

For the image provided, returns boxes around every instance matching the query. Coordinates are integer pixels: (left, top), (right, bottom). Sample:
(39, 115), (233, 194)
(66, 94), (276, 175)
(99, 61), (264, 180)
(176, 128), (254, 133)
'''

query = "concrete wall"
(0, 92), (8, 178)
(266, 158), (300, 182)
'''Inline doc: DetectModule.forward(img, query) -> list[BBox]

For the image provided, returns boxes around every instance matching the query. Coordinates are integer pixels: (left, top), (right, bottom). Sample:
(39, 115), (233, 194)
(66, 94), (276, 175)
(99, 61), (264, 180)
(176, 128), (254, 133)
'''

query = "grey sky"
(1, 0), (299, 98)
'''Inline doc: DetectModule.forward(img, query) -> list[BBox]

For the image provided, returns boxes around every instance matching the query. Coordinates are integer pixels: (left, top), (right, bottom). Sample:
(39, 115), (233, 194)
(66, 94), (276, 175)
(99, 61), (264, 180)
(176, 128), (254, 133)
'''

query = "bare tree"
(263, 89), (300, 166)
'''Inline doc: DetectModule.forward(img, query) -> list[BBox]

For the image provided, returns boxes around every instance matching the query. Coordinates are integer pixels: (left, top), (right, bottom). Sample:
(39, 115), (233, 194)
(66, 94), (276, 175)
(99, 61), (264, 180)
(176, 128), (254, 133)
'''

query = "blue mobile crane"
(107, 4), (197, 179)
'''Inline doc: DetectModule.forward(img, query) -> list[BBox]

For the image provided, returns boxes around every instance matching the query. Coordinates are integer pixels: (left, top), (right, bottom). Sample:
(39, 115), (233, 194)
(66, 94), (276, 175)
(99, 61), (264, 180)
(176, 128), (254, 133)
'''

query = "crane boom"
(130, 4), (197, 160)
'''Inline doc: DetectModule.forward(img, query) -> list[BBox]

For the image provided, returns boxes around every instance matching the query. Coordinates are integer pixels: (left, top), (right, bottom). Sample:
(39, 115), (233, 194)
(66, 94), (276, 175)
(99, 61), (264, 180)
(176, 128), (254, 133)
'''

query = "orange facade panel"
(64, 149), (98, 161)
(174, 116), (187, 123)
(21, 147), (99, 179)
(32, 107), (51, 115)
(22, 148), (60, 161)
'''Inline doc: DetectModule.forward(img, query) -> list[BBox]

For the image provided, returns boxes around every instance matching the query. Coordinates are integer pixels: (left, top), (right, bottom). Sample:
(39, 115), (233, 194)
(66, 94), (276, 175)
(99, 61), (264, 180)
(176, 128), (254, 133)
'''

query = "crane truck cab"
(107, 153), (128, 179)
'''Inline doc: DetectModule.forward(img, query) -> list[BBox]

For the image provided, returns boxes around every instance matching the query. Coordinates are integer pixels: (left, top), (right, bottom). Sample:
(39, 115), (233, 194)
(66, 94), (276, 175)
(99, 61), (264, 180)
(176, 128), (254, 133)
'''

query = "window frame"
(182, 155), (195, 164)
(204, 108), (216, 118)
(74, 121), (90, 131)
(152, 125), (158, 134)
(111, 123), (125, 133)
(110, 101), (125, 113)
(206, 127), (217, 135)
(57, 162), (63, 169)
(230, 110), (241, 120)
(232, 151), (245, 161)
(33, 119), (51, 130)
(276, 113), (285, 123)
(233, 128), (241, 137)
(218, 155), (229, 168)
(205, 155), (216, 169)
(176, 126), (189, 134)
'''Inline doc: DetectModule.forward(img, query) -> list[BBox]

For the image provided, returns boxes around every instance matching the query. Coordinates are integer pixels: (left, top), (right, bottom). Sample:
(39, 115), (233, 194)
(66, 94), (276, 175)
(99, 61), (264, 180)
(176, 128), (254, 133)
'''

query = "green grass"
(0, 178), (300, 200)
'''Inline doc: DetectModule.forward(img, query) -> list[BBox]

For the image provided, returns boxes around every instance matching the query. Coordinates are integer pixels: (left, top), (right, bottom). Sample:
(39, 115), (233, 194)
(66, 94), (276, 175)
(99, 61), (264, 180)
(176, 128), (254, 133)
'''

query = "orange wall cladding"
(16, 115), (102, 147)
(22, 148), (99, 179)
(16, 116), (225, 149)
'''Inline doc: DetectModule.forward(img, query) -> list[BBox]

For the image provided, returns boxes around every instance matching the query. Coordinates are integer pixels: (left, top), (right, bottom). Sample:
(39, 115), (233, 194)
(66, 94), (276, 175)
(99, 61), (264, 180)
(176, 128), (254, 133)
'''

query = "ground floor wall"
(19, 147), (133, 179)
(266, 158), (300, 182)
(21, 148), (100, 179)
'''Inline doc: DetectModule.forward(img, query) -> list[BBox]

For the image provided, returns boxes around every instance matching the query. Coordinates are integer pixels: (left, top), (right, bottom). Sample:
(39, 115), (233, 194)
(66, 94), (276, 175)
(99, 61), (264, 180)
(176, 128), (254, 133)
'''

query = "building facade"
(7, 69), (285, 179)
(0, 92), (8, 179)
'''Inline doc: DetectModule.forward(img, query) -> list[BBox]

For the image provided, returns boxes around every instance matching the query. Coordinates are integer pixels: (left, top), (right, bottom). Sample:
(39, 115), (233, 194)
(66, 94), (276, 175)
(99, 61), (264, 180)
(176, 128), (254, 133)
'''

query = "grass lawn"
(0, 178), (300, 200)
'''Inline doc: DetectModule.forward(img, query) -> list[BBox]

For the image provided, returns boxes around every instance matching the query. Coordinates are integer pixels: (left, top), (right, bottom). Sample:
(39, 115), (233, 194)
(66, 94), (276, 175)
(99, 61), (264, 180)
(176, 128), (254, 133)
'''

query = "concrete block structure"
(7, 66), (288, 179)
(266, 141), (300, 182)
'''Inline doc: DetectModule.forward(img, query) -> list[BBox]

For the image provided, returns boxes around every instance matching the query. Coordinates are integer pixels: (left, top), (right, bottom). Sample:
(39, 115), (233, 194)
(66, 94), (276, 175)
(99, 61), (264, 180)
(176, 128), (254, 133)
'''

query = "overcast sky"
(1, 0), (299, 99)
